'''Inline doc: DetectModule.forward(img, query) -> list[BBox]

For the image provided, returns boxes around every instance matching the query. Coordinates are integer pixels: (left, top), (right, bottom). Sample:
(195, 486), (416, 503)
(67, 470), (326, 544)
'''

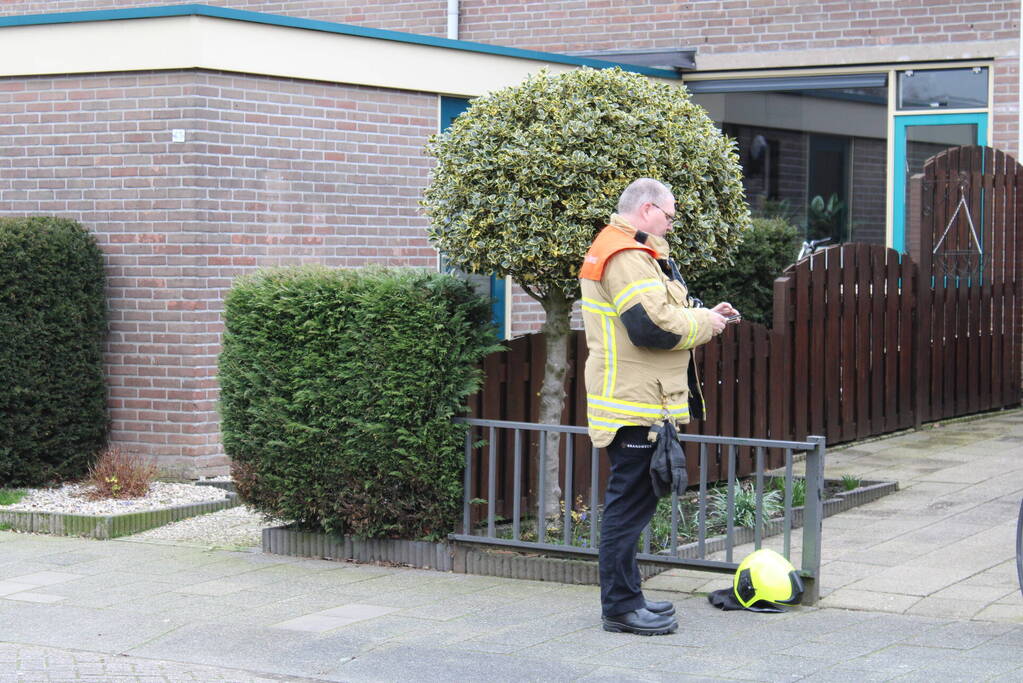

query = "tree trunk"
(538, 289), (571, 522)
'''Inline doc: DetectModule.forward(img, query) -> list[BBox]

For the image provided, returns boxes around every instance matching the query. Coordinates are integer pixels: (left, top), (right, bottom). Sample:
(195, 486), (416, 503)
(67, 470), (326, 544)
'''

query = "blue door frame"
(440, 96), (507, 338)
(892, 112), (987, 253)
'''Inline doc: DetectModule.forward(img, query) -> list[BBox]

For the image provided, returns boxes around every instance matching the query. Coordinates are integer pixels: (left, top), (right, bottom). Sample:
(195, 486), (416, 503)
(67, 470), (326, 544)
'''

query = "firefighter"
(580, 178), (738, 635)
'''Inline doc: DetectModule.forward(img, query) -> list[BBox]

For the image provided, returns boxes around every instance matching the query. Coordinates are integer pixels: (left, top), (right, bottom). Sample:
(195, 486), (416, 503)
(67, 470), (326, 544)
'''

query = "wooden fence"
(466, 145), (1023, 519)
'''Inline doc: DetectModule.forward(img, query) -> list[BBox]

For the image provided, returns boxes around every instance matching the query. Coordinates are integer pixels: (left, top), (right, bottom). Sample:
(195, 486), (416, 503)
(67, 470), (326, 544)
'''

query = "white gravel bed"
(127, 505), (285, 548)
(1, 482), (230, 515)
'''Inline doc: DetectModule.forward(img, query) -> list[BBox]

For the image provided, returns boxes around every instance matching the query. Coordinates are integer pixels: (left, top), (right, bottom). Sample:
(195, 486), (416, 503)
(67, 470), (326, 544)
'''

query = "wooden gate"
(912, 146), (1023, 421)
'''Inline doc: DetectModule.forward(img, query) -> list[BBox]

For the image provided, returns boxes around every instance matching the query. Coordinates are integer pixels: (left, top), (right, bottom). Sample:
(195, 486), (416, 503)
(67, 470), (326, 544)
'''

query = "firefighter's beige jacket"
(579, 216), (716, 448)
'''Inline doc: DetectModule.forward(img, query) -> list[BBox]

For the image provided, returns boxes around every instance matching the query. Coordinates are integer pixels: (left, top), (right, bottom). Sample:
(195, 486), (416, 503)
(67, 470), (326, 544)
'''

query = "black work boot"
(602, 608), (678, 635)
(645, 600), (675, 617)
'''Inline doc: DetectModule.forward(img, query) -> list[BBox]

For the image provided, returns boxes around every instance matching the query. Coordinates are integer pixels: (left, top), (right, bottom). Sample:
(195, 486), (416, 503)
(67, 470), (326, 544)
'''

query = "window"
(897, 67), (988, 110)
(688, 64), (992, 251)
(807, 135), (850, 243)
(692, 80), (888, 244)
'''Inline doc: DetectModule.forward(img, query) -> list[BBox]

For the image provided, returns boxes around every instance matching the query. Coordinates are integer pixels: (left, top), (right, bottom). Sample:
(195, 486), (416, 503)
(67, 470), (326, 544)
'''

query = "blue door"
(892, 113), (987, 253)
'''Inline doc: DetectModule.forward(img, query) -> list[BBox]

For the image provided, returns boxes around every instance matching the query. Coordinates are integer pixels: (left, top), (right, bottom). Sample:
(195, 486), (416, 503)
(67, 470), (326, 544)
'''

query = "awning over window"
(685, 73), (887, 93)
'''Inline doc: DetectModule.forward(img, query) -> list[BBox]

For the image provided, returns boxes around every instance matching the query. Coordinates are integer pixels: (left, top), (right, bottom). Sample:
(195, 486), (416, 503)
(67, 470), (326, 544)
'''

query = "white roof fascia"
(0, 13), (680, 96)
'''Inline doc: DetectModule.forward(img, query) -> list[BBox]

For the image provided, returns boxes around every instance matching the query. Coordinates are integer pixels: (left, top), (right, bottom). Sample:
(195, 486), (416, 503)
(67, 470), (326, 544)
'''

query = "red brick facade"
(459, 0), (1018, 53)
(6, 0), (1013, 52)
(0, 69), (436, 474)
(0, 2), (1018, 474)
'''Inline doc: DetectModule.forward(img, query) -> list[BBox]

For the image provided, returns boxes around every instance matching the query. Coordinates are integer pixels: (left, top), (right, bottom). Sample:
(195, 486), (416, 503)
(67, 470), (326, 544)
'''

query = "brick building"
(0, 2), (1018, 476)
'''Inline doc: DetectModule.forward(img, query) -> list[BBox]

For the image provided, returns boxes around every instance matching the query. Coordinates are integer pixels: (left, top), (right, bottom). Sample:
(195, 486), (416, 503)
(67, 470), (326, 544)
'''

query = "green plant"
(495, 479), (795, 554)
(85, 448), (157, 500)
(709, 482), (783, 530)
(0, 489), (27, 506)
(539, 496), (595, 547)
(755, 198), (798, 223)
(0, 216), (108, 487)
(686, 217), (801, 326)
(807, 193), (846, 242)
(220, 266), (500, 541)
(647, 495), (700, 551)
(423, 67), (750, 514)
(769, 477), (807, 508)
(841, 474), (862, 491)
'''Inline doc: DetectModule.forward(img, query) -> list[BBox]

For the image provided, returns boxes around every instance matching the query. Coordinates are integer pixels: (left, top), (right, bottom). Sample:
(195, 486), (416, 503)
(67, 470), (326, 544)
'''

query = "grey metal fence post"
(487, 426), (497, 537)
(513, 429), (522, 541)
(537, 430), (547, 541)
(450, 418), (825, 583)
(801, 435), (826, 605)
(462, 428), (472, 535)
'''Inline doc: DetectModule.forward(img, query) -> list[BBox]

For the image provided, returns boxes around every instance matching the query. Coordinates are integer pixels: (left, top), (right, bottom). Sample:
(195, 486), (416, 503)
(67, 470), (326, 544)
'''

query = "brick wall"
(459, 0), (1020, 53)
(1, 2), (1016, 155)
(992, 55), (1020, 155)
(510, 286), (546, 336)
(0, 0), (448, 35)
(850, 138), (887, 244)
(5, 1), (1011, 61)
(0, 69), (437, 475)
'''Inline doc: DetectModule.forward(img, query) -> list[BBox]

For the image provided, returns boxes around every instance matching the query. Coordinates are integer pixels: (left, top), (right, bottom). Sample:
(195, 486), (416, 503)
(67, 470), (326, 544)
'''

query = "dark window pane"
(807, 135), (849, 243)
(693, 83), (887, 244)
(897, 68), (988, 110)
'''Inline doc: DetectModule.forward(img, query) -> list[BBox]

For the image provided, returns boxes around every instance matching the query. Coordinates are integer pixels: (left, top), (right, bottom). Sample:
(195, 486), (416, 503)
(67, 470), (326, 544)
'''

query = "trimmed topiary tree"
(219, 266), (499, 540)
(0, 216), (108, 487)
(686, 217), (801, 327)
(422, 67), (751, 513)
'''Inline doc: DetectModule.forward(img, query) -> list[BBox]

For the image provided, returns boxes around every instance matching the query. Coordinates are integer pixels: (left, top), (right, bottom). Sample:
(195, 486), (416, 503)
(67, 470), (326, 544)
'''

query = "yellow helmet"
(733, 549), (804, 610)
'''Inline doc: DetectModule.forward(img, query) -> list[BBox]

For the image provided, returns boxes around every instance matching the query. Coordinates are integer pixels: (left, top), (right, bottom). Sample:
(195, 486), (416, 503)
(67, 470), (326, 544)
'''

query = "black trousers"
(598, 425), (659, 617)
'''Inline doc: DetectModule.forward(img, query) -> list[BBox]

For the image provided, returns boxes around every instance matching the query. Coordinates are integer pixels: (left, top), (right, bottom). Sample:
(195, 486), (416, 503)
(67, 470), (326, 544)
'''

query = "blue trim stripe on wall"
(0, 4), (680, 80)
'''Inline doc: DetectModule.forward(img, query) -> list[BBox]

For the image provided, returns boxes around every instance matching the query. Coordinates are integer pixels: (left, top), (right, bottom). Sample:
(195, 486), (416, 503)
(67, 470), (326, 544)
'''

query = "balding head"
(616, 178), (676, 237)
(617, 178), (673, 215)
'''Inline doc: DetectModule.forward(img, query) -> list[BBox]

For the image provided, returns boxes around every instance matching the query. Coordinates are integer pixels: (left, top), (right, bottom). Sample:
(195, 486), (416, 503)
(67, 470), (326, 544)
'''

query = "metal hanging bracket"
(932, 184), (982, 257)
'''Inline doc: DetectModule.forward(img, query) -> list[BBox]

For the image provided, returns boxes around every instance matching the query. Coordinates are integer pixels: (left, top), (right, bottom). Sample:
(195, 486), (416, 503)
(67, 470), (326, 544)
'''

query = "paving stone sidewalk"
(0, 642), (311, 682)
(648, 408), (1023, 623)
(2, 528), (1023, 681)
(3, 409), (1023, 680)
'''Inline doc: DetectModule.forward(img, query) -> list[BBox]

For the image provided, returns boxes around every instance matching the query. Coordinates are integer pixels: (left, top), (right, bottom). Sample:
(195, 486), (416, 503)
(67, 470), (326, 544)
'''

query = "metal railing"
(449, 417), (826, 604)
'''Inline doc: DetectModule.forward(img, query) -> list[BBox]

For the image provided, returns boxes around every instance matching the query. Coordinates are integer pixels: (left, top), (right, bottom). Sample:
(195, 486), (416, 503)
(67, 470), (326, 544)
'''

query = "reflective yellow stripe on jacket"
(612, 278), (661, 313)
(583, 297), (617, 396)
(586, 394), (689, 433)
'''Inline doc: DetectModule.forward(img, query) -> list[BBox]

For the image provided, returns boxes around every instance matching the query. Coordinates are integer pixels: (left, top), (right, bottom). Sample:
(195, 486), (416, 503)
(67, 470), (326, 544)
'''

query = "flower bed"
(0, 482), (240, 539)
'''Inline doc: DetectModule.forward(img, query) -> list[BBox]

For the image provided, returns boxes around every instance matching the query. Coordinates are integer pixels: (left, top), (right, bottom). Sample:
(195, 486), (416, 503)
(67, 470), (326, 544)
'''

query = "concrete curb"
(260, 479), (897, 584)
(458, 547), (663, 584)
(829, 479), (899, 509)
(0, 494), (240, 540)
(262, 526), (453, 570)
(193, 480), (236, 493)
(260, 525), (661, 584)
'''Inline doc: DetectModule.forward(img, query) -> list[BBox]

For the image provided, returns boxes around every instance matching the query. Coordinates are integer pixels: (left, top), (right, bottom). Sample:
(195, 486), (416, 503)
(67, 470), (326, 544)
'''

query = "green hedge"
(0, 217), (108, 487)
(220, 266), (499, 540)
(686, 217), (801, 327)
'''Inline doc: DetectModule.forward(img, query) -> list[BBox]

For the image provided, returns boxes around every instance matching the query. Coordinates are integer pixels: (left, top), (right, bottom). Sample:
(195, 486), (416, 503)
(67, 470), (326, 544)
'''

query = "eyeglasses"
(650, 202), (676, 223)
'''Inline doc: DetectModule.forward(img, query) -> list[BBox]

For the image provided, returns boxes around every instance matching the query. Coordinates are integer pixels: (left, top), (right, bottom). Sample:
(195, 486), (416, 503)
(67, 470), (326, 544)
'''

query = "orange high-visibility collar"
(579, 226), (658, 281)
